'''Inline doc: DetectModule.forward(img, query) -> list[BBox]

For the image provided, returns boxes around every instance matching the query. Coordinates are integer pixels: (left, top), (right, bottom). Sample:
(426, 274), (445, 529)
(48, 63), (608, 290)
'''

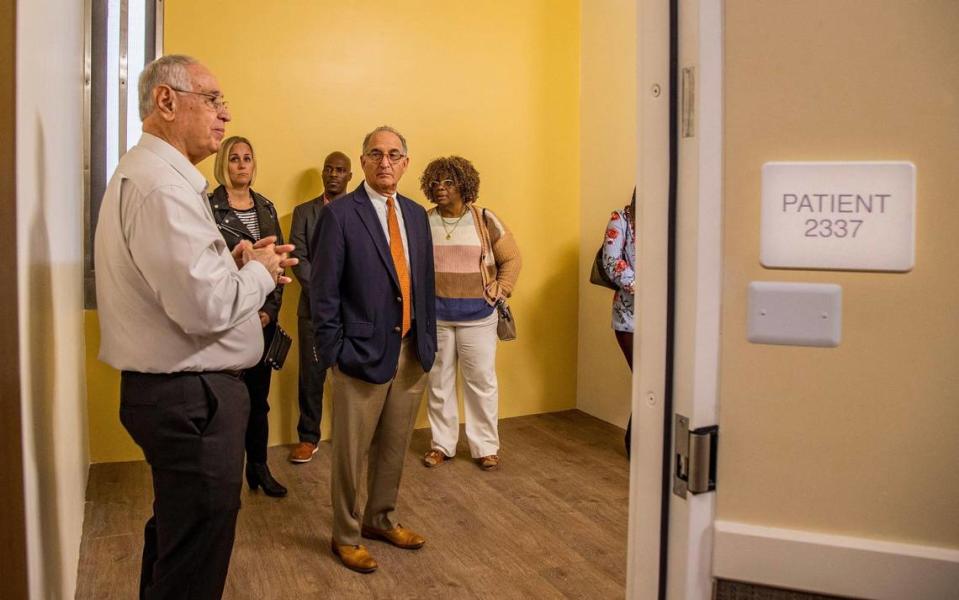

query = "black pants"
(120, 370), (249, 600)
(295, 315), (326, 444)
(244, 323), (275, 464)
(615, 330), (634, 457)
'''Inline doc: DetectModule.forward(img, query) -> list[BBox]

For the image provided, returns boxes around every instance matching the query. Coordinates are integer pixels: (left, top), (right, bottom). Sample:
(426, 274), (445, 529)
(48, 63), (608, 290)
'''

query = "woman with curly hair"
(419, 156), (521, 471)
(601, 188), (637, 456)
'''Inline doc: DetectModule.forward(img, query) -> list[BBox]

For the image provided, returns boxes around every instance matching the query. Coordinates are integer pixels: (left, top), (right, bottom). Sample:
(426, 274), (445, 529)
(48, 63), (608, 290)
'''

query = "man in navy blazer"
(310, 126), (436, 573)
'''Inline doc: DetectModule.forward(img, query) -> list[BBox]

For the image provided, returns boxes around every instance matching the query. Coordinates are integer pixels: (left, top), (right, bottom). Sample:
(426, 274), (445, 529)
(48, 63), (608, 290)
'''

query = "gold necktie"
(386, 196), (411, 336)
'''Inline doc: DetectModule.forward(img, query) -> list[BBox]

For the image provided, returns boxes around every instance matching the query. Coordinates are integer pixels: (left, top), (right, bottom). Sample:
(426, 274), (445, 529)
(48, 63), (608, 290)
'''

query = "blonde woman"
(420, 156), (521, 471)
(208, 135), (287, 497)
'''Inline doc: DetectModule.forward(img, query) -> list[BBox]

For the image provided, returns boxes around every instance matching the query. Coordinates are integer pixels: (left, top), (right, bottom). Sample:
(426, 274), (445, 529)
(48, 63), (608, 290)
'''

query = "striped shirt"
(430, 209), (496, 322)
(234, 207), (261, 240)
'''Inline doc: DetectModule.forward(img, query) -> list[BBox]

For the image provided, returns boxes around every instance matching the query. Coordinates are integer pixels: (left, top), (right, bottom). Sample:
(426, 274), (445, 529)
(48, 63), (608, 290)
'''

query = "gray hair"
(362, 125), (408, 155)
(138, 54), (198, 120)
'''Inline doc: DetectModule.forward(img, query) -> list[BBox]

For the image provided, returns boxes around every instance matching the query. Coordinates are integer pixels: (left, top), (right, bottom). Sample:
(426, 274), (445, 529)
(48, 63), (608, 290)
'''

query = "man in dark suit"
(310, 126), (436, 573)
(288, 151), (352, 463)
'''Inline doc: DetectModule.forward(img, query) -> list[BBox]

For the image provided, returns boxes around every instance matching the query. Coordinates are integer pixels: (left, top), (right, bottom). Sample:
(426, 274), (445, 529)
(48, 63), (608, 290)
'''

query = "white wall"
(17, 0), (89, 596)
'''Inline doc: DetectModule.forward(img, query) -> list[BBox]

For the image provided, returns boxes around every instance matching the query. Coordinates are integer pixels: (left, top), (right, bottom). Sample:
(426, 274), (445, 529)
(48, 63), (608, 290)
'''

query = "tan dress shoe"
(288, 442), (318, 463)
(361, 524), (426, 549)
(478, 455), (500, 471)
(331, 541), (378, 573)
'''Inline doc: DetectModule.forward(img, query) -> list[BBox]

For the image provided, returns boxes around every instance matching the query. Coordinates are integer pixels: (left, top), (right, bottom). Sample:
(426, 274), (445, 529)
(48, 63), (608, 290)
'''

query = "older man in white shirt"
(95, 54), (295, 600)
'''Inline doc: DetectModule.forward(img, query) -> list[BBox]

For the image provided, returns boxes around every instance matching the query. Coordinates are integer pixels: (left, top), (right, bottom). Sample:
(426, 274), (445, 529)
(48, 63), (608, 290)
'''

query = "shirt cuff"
(244, 259), (276, 294)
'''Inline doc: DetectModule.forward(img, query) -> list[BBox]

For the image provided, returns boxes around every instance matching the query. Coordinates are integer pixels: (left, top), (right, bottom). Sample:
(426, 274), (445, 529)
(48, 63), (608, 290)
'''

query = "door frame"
(662, 0), (724, 597)
(626, 0), (723, 597)
(626, 0), (673, 597)
(0, 0), (29, 597)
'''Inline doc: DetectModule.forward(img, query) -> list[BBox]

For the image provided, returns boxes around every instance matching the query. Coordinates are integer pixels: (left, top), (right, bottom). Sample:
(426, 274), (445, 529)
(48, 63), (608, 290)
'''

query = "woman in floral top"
(601, 188), (636, 455)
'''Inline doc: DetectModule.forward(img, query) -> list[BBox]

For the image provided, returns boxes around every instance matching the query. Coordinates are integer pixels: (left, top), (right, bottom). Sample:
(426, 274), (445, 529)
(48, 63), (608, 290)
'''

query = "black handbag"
(263, 324), (293, 370)
(589, 246), (617, 290)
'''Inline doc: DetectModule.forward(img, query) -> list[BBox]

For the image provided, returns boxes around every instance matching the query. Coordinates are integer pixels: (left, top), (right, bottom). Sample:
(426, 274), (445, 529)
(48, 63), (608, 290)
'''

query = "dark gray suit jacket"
(290, 195), (328, 317)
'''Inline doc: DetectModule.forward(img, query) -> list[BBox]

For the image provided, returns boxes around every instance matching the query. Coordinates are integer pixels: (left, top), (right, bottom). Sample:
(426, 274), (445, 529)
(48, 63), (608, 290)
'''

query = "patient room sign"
(760, 161), (916, 271)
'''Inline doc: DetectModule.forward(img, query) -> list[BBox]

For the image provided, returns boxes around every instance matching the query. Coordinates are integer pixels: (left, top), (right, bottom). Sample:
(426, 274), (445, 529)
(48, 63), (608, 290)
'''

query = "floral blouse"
(601, 205), (636, 332)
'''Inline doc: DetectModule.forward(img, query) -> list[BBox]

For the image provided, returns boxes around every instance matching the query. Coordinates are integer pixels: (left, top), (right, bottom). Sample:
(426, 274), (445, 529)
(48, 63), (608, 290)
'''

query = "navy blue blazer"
(309, 183), (436, 384)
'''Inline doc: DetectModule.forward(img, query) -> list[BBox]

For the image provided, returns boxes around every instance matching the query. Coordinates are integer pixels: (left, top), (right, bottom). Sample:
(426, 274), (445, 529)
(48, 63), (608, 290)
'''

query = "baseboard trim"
(713, 520), (959, 600)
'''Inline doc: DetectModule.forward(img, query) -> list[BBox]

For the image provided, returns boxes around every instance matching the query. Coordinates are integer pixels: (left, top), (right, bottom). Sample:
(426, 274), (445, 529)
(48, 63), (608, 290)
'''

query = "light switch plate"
(747, 282), (842, 347)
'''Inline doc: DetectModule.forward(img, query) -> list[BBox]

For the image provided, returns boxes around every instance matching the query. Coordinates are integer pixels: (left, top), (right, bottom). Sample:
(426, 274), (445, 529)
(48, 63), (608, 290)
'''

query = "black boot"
(246, 462), (288, 497)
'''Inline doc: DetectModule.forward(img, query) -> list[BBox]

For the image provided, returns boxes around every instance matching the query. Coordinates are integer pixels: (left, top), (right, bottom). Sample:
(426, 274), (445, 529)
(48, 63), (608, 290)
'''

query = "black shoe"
(246, 462), (288, 497)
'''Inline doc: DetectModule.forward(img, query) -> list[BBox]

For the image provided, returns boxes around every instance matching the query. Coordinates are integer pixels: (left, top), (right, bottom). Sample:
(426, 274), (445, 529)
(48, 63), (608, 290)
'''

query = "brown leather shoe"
(478, 455), (500, 471)
(422, 449), (451, 468)
(331, 540), (378, 573)
(361, 524), (426, 549)
(288, 442), (318, 464)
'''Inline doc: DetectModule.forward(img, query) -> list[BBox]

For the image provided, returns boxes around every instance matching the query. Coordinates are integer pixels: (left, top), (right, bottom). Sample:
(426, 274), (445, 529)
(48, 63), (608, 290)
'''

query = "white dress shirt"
(95, 133), (275, 372)
(363, 180), (410, 268)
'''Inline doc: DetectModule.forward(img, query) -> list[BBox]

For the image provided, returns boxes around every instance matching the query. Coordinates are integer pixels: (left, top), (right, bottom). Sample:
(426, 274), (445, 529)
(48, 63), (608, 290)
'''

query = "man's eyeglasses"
(364, 150), (406, 164)
(169, 87), (229, 112)
(429, 179), (456, 189)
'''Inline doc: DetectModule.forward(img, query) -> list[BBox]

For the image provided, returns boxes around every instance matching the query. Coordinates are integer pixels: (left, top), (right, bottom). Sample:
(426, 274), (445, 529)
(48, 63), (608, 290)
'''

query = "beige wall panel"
(577, 0), (637, 427)
(720, 1), (959, 548)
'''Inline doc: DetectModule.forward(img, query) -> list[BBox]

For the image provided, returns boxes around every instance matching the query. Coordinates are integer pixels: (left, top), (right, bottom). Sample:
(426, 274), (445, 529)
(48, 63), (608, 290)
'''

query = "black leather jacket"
(208, 185), (284, 325)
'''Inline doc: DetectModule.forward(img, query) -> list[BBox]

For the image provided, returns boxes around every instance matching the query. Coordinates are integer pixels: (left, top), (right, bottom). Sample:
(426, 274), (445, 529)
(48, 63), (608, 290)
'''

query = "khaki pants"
(330, 338), (428, 545)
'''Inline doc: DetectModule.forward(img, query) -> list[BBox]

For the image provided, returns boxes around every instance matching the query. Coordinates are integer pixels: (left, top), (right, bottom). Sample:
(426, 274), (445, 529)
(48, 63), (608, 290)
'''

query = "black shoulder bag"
(264, 325), (293, 370)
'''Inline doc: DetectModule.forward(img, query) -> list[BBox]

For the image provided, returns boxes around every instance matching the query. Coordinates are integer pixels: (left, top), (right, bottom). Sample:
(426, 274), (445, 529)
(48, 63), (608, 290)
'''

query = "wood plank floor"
(76, 410), (630, 599)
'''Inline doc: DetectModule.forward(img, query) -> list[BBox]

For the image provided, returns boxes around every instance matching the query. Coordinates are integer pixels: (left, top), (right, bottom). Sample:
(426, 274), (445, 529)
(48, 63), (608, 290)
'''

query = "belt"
(217, 369), (245, 379)
(121, 369), (245, 379)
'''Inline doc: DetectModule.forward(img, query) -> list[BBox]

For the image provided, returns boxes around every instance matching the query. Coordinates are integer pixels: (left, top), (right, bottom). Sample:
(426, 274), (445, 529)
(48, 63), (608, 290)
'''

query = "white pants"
(426, 311), (500, 458)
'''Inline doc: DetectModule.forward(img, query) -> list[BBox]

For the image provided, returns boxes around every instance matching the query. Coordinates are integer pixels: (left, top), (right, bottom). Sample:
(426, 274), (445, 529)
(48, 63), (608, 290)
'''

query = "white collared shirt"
(364, 180), (410, 268)
(95, 133), (275, 372)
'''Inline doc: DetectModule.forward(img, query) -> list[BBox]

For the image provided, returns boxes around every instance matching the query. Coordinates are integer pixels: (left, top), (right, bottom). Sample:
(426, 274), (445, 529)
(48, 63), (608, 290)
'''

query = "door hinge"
(673, 414), (717, 498)
(681, 65), (696, 138)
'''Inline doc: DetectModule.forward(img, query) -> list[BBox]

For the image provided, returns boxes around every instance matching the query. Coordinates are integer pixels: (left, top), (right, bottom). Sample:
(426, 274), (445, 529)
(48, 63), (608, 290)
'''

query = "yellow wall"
(85, 311), (140, 461)
(720, 0), (959, 548)
(577, 0), (637, 427)
(88, 0), (582, 462)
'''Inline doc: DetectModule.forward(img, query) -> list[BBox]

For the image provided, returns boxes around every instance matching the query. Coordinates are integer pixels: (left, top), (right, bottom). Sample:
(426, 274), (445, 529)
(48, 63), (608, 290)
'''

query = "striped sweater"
(428, 204), (522, 322)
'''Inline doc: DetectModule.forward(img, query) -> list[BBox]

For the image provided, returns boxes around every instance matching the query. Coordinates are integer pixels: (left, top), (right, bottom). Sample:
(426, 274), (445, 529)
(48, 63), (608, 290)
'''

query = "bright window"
(85, 0), (159, 307)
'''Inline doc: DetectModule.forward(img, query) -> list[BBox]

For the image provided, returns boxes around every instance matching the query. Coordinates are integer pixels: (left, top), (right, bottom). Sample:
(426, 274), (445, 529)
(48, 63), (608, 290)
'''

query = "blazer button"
(395, 296), (402, 302)
(393, 326), (401, 333)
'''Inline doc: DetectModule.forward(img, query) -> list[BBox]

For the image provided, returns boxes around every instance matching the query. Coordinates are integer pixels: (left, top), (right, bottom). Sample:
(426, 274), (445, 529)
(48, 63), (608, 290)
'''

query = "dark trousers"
(120, 371), (250, 600)
(244, 323), (275, 463)
(296, 315), (327, 444)
(615, 330), (634, 457)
